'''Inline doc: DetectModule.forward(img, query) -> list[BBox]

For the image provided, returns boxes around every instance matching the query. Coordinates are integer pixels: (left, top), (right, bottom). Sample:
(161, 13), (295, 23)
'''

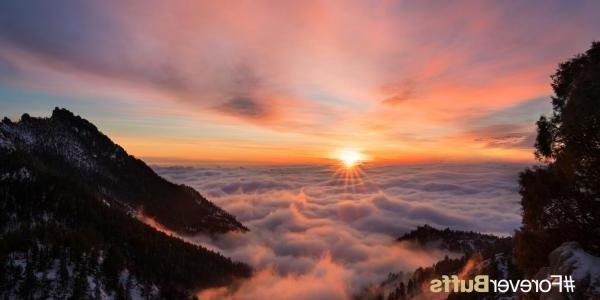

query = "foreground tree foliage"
(515, 42), (600, 275)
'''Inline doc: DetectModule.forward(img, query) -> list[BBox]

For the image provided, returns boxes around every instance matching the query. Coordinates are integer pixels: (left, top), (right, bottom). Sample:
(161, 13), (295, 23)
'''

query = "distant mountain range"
(396, 224), (512, 255)
(0, 108), (250, 298)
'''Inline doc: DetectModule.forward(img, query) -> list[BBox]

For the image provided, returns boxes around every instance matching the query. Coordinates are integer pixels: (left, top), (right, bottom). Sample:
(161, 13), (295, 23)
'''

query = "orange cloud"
(196, 255), (349, 300)
(1, 0), (598, 162)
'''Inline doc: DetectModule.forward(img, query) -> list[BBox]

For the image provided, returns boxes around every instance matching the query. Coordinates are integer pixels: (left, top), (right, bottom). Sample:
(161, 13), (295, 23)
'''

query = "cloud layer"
(154, 162), (524, 299)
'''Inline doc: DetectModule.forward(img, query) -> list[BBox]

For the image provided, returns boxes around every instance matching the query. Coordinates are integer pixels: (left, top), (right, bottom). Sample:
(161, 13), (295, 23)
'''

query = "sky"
(1, 0), (599, 163)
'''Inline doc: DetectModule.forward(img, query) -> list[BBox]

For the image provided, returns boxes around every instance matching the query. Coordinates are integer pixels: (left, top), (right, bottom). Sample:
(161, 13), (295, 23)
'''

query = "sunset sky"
(1, 0), (599, 163)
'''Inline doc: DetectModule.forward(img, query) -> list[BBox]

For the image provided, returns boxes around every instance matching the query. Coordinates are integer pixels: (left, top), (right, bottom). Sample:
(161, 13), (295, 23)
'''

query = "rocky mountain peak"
(51, 107), (99, 132)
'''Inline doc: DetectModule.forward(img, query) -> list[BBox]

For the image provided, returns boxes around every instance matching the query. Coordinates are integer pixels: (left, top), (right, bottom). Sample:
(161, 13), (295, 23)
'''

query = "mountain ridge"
(0, 108), (252, 298)
(397, 224), (512, 255)
(0, 108), (246, 234)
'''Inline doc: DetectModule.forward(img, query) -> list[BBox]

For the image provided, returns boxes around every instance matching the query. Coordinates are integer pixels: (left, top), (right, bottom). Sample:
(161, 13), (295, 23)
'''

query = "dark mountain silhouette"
(0, 108), (246, 234)
(0, 112), (252, 298)
(397, 224), (512, 255)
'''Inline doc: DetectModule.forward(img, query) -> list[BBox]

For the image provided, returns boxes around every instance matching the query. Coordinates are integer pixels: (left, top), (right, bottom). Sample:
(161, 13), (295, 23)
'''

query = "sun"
(330, 149), (368, 192)
(338, 149), (363, 168)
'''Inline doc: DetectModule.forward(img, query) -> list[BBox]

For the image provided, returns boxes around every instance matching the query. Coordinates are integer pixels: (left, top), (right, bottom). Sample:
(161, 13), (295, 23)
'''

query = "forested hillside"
(0, 112), (252, 299)
(0, 108), (246, 235)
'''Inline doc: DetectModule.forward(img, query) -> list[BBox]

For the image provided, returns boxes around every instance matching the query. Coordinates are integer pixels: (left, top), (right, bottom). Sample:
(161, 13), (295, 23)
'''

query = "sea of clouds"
(153, 163), (525, 299)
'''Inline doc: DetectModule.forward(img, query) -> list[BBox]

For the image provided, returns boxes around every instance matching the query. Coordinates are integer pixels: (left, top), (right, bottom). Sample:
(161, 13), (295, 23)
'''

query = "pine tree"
(387, 290), (396, 300)
(59, 251), (70, 288)
(0, 252), (7, 291)
(115, 283), (128, 300)
(70, 263), (89, 300)
(18, 257), (37, 300)
(94, 279), (102, 300)
(407, 279), (414, 296)
(398, 282), (406, 299)
(515, 41), (600, 275)
(125, 274), (134, 300)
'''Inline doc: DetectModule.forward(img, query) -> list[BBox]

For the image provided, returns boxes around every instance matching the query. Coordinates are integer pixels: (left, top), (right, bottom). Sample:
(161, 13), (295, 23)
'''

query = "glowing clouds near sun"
(155, 163), (524, 299)
(1, 1), (598, 162)
(197, 255), (349, 300)
(337, 149), (364, 169)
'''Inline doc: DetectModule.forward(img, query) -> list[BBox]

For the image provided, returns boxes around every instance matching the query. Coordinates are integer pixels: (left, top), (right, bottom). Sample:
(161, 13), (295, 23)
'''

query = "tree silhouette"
(19, 257), (37, 300)
(397, 282), (406, 299)
(70, 264), (89, 300)
(515, 41), (600, 275)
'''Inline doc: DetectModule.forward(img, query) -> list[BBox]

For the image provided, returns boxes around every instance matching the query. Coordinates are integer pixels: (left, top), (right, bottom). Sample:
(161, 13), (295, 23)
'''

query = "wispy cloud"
(0, 0), (598, 162)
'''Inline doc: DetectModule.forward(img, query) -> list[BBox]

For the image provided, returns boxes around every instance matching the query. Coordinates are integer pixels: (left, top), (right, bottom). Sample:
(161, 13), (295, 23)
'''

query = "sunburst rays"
(330, 161), (369, 193)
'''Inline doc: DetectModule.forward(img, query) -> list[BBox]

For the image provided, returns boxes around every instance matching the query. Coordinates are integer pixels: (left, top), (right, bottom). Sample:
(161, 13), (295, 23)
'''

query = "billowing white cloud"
(153, 163), (523, 298)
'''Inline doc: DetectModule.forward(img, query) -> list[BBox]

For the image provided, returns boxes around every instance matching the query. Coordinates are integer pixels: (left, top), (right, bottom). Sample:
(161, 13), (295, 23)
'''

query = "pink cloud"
(196, 255), (348, 300)
(1, 1), (598, 161)
(146, 163), (523, 297)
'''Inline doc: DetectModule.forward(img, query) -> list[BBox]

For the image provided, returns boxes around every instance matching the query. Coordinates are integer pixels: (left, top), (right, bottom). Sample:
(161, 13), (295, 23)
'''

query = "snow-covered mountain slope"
(0, 125), (252, 299)
(0, 108), (246, 234)
(535, 242), (600, 299)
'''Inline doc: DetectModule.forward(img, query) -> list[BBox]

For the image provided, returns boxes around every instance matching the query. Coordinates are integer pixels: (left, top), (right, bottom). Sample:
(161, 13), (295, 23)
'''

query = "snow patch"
(0, 132), (15, 151)
(0, 167), (33, 182)
(539, 242), (600, 298)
